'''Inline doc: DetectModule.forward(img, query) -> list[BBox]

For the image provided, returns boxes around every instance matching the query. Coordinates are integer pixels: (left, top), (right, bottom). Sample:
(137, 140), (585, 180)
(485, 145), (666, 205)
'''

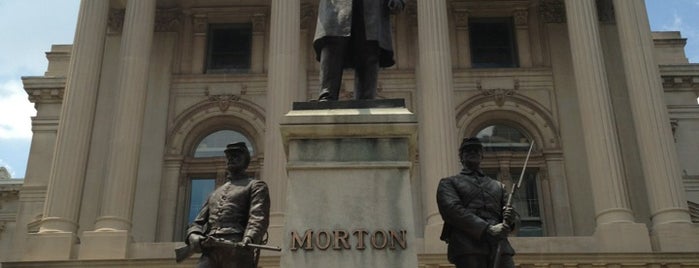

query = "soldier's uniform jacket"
(436, 168), (515, 262)
(187, 177), (270, 245)
(313, 0), (405, 67)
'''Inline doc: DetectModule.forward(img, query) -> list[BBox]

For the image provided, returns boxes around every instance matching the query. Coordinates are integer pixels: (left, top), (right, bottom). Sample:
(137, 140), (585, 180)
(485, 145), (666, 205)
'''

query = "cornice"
(21, 76), (66, 104)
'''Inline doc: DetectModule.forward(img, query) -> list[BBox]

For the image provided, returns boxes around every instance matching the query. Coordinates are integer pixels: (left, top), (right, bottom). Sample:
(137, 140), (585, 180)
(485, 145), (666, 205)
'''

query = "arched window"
(473, 124), (544, 237)
(184, 130), (257, 226)
(194, 130), (255, 158)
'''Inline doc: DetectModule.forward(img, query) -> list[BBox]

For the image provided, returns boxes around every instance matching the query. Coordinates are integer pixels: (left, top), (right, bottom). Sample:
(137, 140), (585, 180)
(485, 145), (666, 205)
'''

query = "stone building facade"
(1, 0), (699, 267)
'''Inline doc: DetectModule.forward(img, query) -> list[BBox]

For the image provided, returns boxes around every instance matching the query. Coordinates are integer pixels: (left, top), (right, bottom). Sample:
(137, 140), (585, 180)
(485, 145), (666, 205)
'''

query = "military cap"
(224, 142), (249, 156)
(459, 137), (483, 153)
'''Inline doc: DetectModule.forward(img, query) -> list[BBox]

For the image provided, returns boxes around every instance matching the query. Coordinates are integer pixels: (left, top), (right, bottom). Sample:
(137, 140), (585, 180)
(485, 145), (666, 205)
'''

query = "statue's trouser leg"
(349, 0), (379, 100)
(353, 41), (379, 100)
(318, 38), (348, 101)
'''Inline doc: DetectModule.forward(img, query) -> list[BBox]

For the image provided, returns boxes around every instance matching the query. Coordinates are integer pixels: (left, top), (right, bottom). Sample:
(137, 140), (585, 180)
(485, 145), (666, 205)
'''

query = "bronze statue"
(183, 142), (271, 268)
(436, 137), (517, 268)
(313, 0), (405, 101)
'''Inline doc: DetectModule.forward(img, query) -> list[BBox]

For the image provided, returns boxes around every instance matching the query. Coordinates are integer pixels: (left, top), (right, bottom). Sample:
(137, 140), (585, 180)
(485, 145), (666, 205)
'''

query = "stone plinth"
(279, 102), (418, 268)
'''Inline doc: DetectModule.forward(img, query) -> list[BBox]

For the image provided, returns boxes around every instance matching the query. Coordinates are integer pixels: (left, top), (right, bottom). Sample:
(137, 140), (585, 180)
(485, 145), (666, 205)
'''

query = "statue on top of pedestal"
(314, 0), (405, 101)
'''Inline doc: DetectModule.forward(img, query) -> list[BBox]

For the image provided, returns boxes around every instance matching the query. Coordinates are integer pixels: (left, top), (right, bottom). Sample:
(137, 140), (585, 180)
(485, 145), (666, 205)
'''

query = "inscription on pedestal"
(290, 229), (408, 251)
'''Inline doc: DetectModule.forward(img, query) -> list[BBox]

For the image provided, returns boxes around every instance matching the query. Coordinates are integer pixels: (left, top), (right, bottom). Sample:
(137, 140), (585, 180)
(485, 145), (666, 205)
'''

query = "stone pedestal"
(279, 101), (419, 268)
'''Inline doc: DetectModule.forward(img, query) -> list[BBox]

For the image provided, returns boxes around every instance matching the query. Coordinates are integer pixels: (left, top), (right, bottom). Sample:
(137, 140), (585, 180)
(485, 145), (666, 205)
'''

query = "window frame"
(468, 17), (519, 68)
(205, 23), (253, 73)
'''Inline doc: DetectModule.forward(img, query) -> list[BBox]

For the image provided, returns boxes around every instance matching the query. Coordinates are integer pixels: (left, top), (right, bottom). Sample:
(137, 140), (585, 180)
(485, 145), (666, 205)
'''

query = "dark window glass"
(206, 23), (252, 73)
(469, 18), (519, 68)
(194, 130), (254, 158)
(188, 178), (216, 223)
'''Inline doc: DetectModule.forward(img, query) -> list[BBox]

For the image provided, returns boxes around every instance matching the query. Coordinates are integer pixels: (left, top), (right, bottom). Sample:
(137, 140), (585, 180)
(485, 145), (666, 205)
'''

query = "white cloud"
(0, 79), (36, 139)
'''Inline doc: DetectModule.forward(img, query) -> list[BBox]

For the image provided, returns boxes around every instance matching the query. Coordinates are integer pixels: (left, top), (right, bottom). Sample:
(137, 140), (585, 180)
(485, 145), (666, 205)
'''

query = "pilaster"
(564, 0), (650, 252)
(416, 0), (460, 253)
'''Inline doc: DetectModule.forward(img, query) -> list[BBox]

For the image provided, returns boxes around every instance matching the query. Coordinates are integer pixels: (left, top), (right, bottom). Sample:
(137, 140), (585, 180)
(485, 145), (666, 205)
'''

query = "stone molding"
(166, 97), (266, 156)
(456, 96), (561, 150)
(662, 76), (699, 89)
(22, 77), (66, 104)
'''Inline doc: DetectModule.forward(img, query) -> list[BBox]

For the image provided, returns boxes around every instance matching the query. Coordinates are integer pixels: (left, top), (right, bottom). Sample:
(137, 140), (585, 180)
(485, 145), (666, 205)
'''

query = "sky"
(0, 0), (698, 179)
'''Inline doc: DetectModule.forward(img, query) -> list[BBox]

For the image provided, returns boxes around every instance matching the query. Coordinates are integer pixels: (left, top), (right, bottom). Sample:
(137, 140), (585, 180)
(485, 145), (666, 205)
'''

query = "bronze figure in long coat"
(313, 0), (405, 101)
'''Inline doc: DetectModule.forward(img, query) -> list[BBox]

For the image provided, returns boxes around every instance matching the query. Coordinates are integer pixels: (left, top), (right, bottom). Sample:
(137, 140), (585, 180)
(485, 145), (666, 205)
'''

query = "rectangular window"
(187, 178), (216, 224)
(469, 17), (519, 68)
(206, 23), (252, 73)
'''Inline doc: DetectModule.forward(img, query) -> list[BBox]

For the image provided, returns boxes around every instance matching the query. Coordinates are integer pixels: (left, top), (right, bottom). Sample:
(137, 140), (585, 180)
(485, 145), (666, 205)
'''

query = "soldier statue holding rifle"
(437, 137), (529, 268)
(177, 142), (278, 267)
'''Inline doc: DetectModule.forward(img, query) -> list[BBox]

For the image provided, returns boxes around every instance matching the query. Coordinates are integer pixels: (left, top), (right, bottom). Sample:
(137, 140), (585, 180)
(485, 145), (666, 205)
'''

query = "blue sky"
(0, 0), (698, 179)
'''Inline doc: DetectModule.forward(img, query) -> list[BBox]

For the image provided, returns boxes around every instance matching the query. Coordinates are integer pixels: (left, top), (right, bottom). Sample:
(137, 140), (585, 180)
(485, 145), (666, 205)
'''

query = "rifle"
(492, 141), (534, 268)
(174, 236), (281, 263)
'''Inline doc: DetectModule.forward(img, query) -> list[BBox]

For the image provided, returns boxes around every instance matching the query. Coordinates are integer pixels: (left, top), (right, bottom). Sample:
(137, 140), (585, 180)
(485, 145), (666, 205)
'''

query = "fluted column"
(79, 1), (156, 259)
(416, 0), (460, 252)
(23, 0), (110, 261)
(613, 0), (699, 251)
(264, 0), (300, 248)
(37, 0), (110, 235)
(92, 0), (156, 232)
(565, 0), (651, 251)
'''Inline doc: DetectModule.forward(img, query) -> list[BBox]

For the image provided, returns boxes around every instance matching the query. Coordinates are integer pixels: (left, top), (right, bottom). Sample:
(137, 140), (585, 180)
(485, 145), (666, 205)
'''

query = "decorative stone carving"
(539, 0), (566, 23)
(193, 14), (208, 34)
(514, 8), (529, 27)
(251, 13), (266, 33)
(155, 8), (182, 32)
(109, 8), (183, 33)
(26, 88), (64, 104)
(540, 0), (616, 24)
(453, 10), (469, 28)
(477, 79), (520, 107)
(205, 85), (247, 112)
(107, 8), (125, 34)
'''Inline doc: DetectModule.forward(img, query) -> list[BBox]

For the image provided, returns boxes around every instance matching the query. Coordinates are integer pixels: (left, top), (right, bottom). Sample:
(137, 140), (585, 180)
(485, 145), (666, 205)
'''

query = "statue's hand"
(503, 205), (516, 226)
(487, 223), (511, 239)
(236, 236), (253, 248)
(387, 0), (405, 13)
(188, 233), (205, 253)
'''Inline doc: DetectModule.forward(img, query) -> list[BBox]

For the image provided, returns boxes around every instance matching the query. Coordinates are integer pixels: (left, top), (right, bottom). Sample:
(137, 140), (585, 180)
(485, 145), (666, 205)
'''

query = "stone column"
(564, 0), (651, 252)
(24, 0), (110, 261)
(612, 0), (699, 251)
(79, 0), (157, 259)
(264, 0), (300, 249)
(416, 0), (460, 252)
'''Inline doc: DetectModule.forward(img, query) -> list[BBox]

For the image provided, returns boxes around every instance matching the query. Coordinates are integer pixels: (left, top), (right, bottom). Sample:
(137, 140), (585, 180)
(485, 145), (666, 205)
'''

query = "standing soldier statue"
(313, 0), (405, 101)
(436, 137), (518, 268)
(179, 142), (272, 268)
